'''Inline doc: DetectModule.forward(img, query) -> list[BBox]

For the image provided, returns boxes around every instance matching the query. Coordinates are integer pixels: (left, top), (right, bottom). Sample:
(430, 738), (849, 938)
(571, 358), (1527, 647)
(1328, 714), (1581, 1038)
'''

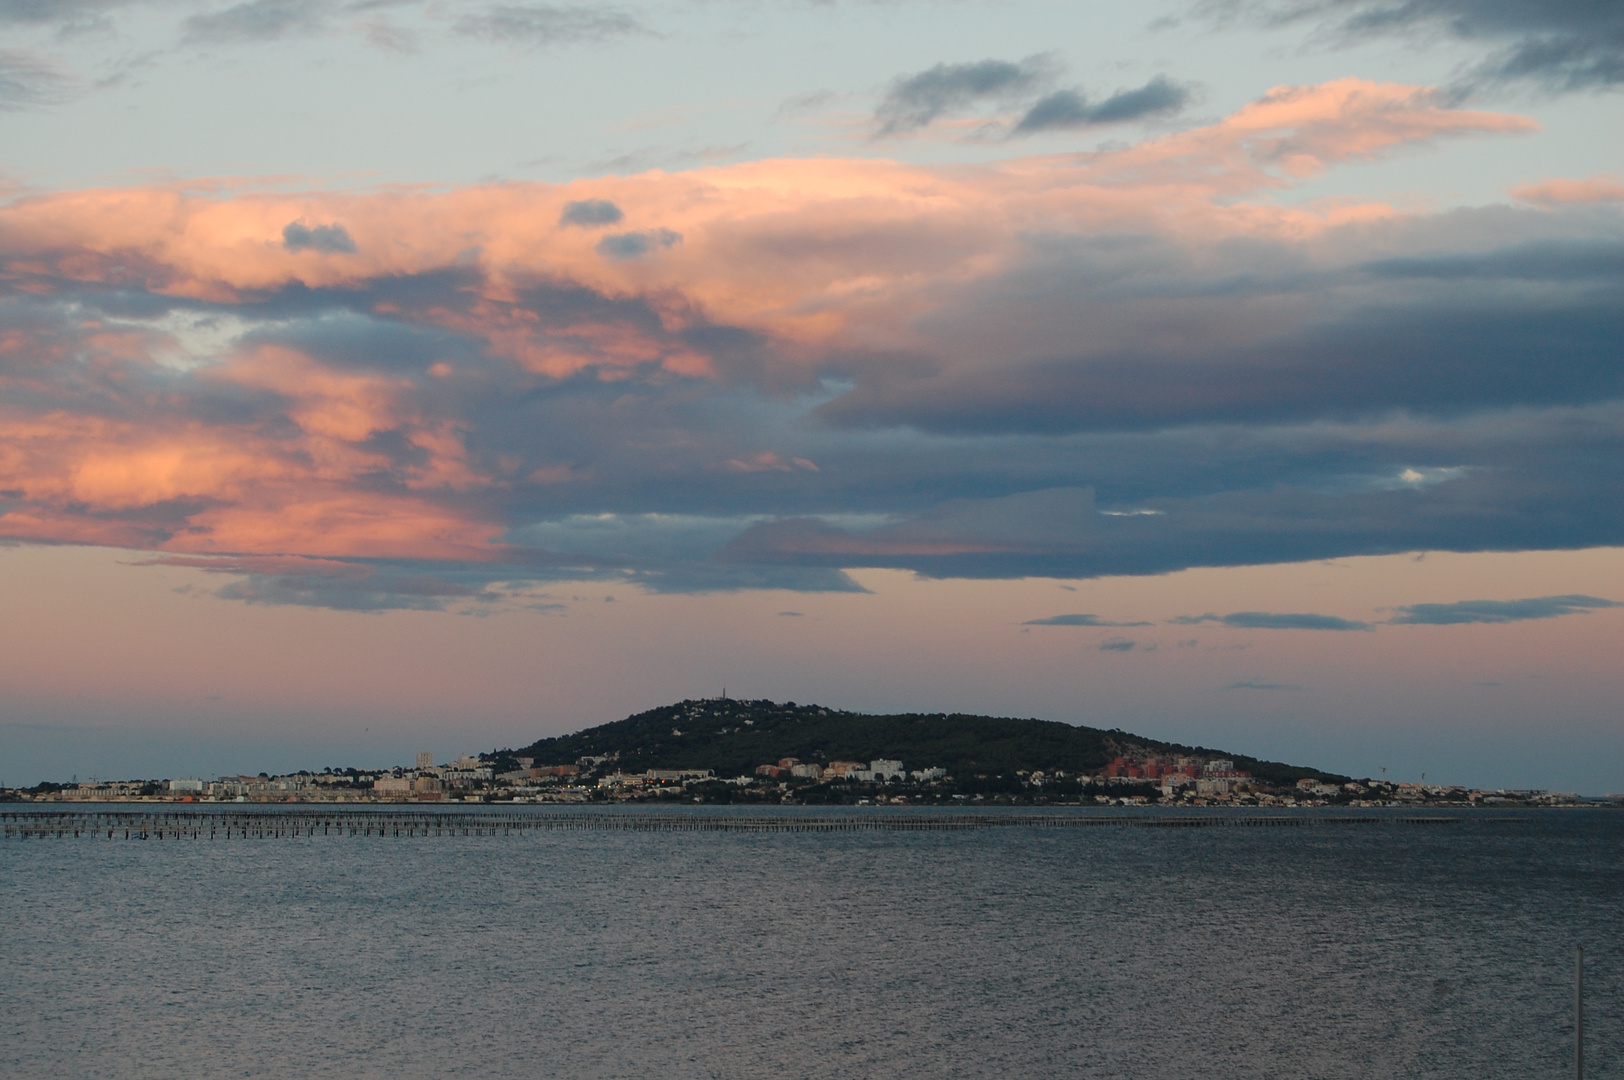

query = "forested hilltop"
(502, 698), (1346, 786)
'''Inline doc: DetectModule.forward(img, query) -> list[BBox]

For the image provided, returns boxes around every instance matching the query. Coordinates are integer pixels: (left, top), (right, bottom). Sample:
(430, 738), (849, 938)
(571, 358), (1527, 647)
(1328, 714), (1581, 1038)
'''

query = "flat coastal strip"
(0, 809), (1490, 839)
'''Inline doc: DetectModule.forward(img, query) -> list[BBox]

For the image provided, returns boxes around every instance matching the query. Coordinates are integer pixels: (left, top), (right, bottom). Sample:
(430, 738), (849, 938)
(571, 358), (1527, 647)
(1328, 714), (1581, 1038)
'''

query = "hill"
(502, 698), (1347, 787)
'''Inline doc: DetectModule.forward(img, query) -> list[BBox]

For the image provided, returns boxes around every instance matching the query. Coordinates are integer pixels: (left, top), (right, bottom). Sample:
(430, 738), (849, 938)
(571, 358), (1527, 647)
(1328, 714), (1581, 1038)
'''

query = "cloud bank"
(0, 79), (1619, 609)
(1389, 594), (1620, 624)
(1172, 612), (1374, 630)
(184, 0), (323, 43)
(875, 57), (1052, 135)
(1015, 77), (1192, 133)
(0, 48), (71, 109)
(875, 57), (1191, 137)
(1023, 614), (1154, 627)
(451, 4), (644, 47)
(1229, 0), (1624, 92)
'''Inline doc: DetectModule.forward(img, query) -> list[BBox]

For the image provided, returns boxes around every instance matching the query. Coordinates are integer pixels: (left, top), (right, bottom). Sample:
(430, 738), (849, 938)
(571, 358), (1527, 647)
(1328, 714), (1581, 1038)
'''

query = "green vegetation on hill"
(504, 699), (1347, 786)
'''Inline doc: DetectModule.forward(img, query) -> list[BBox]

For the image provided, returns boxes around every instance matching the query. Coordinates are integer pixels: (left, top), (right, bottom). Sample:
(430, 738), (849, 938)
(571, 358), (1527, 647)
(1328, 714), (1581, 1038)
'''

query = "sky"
(1, 0), (1621, 791)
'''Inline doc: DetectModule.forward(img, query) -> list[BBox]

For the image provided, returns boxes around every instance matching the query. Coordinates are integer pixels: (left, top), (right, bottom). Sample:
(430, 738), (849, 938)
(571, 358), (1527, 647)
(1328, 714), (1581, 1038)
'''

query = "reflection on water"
(2, 809), (1619, 1079)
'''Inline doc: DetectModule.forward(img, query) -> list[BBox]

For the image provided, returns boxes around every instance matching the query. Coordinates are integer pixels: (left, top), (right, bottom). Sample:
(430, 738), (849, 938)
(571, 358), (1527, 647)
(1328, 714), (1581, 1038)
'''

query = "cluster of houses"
(587, 758), (948, 795)
(750, 758), (946, 783)
(1103, 755), (1256, 798)
(12, 750), (1600, 806)
(1099, 755), (1588, 806)
(369, 753), (495, 798)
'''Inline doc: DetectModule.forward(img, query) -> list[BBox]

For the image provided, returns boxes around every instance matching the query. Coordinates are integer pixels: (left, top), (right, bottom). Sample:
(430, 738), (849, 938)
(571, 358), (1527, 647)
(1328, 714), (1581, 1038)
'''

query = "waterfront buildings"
(10, 750), (1599, 808)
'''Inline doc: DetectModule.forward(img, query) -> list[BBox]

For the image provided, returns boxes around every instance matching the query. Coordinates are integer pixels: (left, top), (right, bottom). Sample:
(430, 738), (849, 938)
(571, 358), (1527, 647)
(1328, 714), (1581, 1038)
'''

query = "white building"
(869, 759), (904, 782)
(1161, 774), (1195, 796)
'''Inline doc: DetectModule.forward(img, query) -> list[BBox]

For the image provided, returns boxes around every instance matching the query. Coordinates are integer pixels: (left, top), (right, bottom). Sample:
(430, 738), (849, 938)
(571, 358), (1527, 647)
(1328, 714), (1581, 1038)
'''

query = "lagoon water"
(3, 807), (1620, 1079)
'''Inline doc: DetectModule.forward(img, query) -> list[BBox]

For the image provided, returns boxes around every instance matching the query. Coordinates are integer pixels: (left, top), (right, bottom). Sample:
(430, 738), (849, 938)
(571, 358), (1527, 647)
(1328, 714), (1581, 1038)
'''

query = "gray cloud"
(1172, 611), (1374, 630)
(1099, 636), (1139, 651)
(875, 56), (1051, 135)
(217, 571), (500, 613)
(452, 4), (643, 47)
(184, 0), (323, 43)
(282, 221), (357, 254)
(131, 554), (524, 613)
(816, 230), (1624, 436)
(559, 199), (624, 227)
(1229, 0), (1624, 91)
(0, 0), (128, 27)
(1223, 679), (1304, 690)
(596, 228), (681, 260)
(1023, 613), (1154, 626)
(1015, 76), (1191, 133)
(1389, 594), (1621, 624)
(1363, 240), (1624, 282)
(0, 49), (70, 109)
(145, 548), (862, 612)
(712, 418), (1624, 579)
(363, 22), (420, 54)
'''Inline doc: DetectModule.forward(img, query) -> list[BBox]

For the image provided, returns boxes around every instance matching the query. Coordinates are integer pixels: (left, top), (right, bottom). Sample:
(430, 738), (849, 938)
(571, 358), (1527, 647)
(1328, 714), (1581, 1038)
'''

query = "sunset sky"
(2, 0), (1621, 791)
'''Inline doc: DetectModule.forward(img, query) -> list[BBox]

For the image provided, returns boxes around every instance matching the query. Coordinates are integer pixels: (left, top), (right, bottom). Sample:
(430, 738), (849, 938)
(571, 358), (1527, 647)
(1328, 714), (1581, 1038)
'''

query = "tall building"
(417, 752), (434, 770)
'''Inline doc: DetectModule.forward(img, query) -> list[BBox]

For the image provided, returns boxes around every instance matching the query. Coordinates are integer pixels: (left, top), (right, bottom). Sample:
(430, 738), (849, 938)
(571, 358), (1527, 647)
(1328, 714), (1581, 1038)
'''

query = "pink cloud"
(0, 80), (1541, 564)
(0, 79), (1530, 356)
(0, 347), (503, 556)
(1511, 173), (1624, 204)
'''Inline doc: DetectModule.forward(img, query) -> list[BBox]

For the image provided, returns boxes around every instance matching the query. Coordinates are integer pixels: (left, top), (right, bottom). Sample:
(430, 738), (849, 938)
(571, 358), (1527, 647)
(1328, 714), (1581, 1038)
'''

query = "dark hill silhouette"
(504, 699), (1347, 786)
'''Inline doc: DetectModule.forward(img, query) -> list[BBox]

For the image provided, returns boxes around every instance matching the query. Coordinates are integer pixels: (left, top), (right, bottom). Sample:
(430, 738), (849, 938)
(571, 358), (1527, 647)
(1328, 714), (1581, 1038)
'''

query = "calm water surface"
(3, 807), (1620, 1079)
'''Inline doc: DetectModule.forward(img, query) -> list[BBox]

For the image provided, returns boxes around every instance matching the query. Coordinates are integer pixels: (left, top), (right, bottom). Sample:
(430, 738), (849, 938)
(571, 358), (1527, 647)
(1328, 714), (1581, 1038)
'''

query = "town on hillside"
(8, 749), (1605, 807)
